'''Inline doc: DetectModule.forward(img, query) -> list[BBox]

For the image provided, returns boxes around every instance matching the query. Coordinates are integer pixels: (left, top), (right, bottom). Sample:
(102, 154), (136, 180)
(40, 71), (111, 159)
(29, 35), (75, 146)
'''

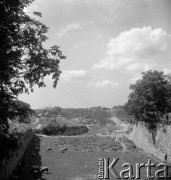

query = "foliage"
(62, 126), (88, 136)
(42, 122), (65, 135)
(0, 0), (66, 133)
(61, 106), (111, 124)
(112, 108), (135, 124)
(124, 127), (133, 135)
(125, 70), (171, 124)
(112, 105), (125, 109)
(38, 106), (112, 125)
(0, 131), (18, 162)
(35, 121), (88, 136)
(12, 100), (32, 122)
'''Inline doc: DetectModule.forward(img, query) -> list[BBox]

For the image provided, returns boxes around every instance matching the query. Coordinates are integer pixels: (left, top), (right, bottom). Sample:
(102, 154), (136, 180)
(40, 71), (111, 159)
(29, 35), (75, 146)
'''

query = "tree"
(125, 70), (171, 124)
(0, 0), (66, 133)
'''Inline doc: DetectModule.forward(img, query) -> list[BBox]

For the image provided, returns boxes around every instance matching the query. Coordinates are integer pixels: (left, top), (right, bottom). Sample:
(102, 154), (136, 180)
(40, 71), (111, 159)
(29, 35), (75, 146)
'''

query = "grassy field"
(10, 122), (162, 180)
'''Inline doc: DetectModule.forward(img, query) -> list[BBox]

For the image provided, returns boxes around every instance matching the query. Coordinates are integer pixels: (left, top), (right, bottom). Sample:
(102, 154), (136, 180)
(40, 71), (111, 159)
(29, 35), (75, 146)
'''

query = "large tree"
(125, 70), (171, 124)
(0, 0), (66, 133)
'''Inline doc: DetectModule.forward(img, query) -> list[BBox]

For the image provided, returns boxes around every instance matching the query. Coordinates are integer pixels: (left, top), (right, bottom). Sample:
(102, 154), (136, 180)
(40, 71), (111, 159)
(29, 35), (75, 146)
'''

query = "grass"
(124, 126), (134, 135)
(8, 114), (162, 180)
(14, 134), (160, 180)
(119, 135), (137, 151)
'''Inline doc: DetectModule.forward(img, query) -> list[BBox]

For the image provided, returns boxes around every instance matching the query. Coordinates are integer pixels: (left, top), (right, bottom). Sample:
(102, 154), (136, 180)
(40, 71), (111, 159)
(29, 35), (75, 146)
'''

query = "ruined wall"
(130, 122), (171, 162)
(0, 129), (34, 180)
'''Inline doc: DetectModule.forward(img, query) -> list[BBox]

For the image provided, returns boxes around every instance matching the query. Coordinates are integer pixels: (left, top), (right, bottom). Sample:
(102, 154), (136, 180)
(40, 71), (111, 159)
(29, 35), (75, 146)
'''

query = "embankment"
(0, 129), (34, 180)
(130, 121), (171, 162)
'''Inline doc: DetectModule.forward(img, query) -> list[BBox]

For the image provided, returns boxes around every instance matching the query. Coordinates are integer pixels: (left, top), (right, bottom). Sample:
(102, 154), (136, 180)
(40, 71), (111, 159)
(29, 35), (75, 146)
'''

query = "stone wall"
(0, 129), (34, 180)
(130, 122), (171, 162)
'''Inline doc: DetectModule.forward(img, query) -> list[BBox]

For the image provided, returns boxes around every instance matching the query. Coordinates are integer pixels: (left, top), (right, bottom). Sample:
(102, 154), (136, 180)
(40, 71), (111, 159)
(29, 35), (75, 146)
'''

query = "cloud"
(93, 56), (134, 70)
(127, 66), (171, 84)
(126, 63), (158, 71)
(125, 63), (142, 71)
(88, 80), (119, 88)
(74, 39), (88, 48)
(163, 68), (171, 75)
(60, 70), (87, 81)
(57, 22), (83, 37)
(93, 26), (171, 71)
(127, 76), (141, 84)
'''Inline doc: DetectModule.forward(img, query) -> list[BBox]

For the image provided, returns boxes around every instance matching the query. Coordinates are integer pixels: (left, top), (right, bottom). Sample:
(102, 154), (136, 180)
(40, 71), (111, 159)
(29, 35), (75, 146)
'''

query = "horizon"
(35, 105), (121, 110)
(19, 0), (171, 109)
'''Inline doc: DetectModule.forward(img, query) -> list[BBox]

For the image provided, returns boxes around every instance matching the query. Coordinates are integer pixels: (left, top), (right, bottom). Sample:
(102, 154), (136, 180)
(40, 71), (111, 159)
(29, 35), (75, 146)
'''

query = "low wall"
(130, 122), (171, 162)
(0, 129), (34, 180)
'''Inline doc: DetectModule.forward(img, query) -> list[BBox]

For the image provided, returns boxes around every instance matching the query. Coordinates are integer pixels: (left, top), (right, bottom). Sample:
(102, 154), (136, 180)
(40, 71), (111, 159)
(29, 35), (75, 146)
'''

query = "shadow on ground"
(10, 134), (45, 180)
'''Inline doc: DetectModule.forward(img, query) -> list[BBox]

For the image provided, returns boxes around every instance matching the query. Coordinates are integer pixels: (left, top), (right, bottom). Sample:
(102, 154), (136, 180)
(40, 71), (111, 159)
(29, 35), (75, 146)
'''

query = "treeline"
(112, 105), (125, 109)
(37, 106), (112, 125)
(112, 109), (135, 124)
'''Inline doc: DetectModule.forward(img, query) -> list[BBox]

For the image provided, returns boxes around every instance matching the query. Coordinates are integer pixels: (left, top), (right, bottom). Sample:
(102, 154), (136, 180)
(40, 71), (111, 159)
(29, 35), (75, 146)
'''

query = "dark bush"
(63, 126), (88, 136)
(43, 122), (61, 135)
(38, 122), (88, 136)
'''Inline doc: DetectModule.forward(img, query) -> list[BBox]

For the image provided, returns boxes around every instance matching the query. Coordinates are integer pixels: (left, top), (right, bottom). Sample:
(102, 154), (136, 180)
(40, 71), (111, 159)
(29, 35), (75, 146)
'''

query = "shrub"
(38, 122), (88, 136)
(63, 126), (88, 136)
(43, 122), (61, 135)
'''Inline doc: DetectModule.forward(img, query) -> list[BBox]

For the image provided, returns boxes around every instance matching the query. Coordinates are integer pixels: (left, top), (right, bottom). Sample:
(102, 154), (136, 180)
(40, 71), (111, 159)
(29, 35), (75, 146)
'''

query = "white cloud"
(93, 26), (171, 72)
(126, 63), (159, 72)
(57, 22), (83, 37)
(74, 39), (88, 48)
(93, 56), (135, 70)
(143, 63), (159, 71)
(126, 63), (142, 71)
(61, 70), (87, 81)
(127, 76), (141, 84)
(163, 68), (171, 75)
(88, 80), (119, 88)
(107, 26), (169, 57)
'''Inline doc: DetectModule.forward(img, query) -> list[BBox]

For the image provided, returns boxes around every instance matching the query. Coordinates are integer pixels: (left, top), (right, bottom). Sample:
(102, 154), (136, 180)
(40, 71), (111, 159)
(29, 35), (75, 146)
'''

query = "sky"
(19, 0), (171, 109)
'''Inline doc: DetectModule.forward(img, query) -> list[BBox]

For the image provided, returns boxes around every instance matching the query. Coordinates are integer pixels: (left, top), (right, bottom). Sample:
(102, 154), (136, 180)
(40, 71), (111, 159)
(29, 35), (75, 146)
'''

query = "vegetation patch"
(37, 106), (112, 126)
(0, 129), (24, 162)
(124, 126), (134, 135)
(119, 136), (137, 151)
(125, 70), (171, 127)
(35, 121), (88, 136)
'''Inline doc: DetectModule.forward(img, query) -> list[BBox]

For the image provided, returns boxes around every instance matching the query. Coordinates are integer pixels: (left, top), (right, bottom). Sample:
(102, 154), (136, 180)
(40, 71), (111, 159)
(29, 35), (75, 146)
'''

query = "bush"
(43, 122), (61, 135)
(37, 122), (88, 136)
(63, 126), (88, 136)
